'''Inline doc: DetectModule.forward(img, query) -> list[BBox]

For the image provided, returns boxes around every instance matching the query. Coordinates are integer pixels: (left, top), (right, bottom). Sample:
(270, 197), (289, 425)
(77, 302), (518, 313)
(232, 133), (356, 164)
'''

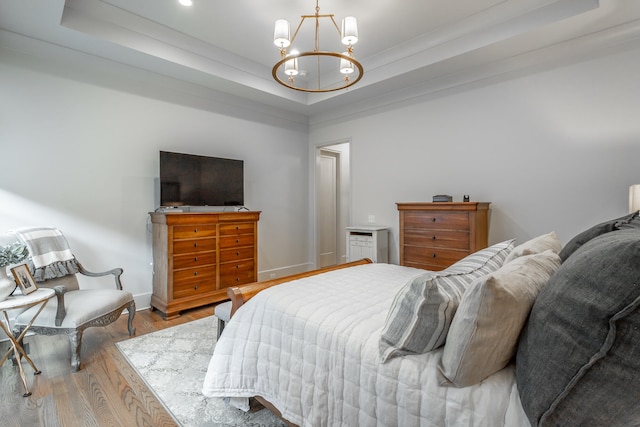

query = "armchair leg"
(69, 330), (83, 372)
(126, 301), (136, 336)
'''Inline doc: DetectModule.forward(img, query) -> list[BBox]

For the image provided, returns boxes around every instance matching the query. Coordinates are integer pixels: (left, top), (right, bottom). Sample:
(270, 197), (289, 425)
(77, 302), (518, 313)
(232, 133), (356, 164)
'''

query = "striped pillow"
(379, 239), (515, 362)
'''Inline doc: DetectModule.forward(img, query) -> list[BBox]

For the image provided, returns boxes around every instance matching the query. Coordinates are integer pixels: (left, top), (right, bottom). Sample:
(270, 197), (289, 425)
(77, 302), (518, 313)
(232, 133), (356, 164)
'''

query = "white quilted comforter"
(202, 263), (530, 427)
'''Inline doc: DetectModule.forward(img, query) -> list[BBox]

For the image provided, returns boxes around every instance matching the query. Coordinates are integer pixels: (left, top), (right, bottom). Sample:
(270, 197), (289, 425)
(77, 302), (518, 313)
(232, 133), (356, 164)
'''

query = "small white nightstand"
(346, 226), (389, 263)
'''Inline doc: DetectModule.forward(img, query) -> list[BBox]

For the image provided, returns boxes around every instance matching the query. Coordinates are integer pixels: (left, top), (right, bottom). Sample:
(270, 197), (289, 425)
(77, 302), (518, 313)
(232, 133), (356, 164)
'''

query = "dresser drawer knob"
(432, 253), (437, 258)
(194, 243), (198, 247)
(235, 265), (239, 269)
(194, 271), (198, 276)
(236, 239), (240, 243)
(432, 236), (436, 240)
(194, 285), (198, 290)
(432, 218), (436, 222)
(236, 251), (240, 256)
(236, 277), (240, 282)
(194, 228), (198, 233)
(194, 257), (199, 262)
(236, 226), (239, 230)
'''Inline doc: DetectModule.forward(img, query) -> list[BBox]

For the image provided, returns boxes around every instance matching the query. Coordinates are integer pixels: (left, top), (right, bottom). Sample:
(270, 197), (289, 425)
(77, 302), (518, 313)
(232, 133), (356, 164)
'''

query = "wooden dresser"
(397, 202), (490, 271)
(149, 211), (260, 319)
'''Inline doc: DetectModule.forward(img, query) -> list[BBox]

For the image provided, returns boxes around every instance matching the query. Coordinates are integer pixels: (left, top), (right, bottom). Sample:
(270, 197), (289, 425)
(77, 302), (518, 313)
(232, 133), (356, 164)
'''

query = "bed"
(202, 212), (640, 427)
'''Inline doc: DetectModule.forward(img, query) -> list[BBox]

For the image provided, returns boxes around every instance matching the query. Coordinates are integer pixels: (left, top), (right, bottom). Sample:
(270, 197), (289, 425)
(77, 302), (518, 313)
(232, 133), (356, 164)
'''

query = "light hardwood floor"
(0, 305), (213, 427)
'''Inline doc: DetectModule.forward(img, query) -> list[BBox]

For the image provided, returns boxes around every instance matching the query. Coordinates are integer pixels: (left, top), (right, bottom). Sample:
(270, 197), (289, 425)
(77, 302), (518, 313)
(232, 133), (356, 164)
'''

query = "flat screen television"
(159, 151), (244, 207)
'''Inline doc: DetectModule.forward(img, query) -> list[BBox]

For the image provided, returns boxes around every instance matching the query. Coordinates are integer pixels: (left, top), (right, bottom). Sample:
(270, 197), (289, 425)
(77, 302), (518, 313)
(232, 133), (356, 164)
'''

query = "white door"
(316, 142), (350, 268)
(318, 150), (338, 267)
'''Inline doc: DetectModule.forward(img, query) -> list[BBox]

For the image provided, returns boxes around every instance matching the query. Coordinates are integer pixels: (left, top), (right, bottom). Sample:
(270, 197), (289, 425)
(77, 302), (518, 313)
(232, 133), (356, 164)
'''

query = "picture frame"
(11, 264), (38, 295)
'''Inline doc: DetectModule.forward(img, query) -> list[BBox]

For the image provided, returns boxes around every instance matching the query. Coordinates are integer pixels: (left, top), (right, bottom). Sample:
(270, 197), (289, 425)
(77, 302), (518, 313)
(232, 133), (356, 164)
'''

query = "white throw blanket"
(202, 263), (530, 427)
(14, 227), (78, 281)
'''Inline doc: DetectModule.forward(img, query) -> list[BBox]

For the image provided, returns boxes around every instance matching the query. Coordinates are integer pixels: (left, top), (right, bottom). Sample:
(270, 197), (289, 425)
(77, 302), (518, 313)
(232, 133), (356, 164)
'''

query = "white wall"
(310, 47), (640, 264)
(0, 48), (311, 309)
(2, 39), (638, 304)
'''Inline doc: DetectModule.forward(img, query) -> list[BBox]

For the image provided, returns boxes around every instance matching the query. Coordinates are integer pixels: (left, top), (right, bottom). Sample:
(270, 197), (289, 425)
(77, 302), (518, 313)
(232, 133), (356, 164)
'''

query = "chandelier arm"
(329, 16), (342, 36)
(289, 17), (307, 50)
(315, 14), (319, 52)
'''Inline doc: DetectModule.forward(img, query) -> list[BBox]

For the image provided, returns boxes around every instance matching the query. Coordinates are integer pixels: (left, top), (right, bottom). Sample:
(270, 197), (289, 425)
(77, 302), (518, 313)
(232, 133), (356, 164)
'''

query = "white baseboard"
(257, 263), (315, 281)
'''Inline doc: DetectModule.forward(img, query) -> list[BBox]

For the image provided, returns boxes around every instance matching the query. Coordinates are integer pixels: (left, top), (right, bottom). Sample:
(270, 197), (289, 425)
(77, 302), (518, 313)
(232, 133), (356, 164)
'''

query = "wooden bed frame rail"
(226, 258), (372, 317)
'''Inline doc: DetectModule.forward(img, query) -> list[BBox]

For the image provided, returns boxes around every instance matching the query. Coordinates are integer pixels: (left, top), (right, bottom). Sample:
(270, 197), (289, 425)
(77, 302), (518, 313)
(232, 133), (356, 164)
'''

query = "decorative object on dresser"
(397, 202), (490, 270)
(150, 211), (260, 319)
(432, 194), (453, 202)
(345, 226), (389, 263)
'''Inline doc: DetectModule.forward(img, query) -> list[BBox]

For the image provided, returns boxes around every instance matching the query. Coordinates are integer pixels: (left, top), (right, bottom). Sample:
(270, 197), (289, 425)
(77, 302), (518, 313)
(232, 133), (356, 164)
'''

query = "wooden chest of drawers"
(397, 202), (490, 271)
(150, 211), (260, 319)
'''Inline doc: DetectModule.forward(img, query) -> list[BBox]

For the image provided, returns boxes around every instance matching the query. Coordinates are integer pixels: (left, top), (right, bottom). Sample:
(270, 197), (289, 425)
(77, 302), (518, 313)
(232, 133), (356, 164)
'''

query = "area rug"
(116, 316), (286, 427)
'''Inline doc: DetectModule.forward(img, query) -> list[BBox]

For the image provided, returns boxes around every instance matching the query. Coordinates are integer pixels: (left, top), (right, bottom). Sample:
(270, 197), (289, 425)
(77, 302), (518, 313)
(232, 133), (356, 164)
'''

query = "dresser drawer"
(220, 246), (254, 262)
(173, 237), (216, 254)
(404, 230), (470, 250)
(173, 225), (216, 239)
(403, 212), (469, 230)
(219, 260), (255, 276)
(173, 278), (216, 299)
(219, 234), (255, 249)
(219, 223), (255, 236)
(403, 246), (468, 270)
(173, 265), (216, 284)
(219, 268), (256, 288)
(403, 259), (453, 271)
(173, 251), (216, 270)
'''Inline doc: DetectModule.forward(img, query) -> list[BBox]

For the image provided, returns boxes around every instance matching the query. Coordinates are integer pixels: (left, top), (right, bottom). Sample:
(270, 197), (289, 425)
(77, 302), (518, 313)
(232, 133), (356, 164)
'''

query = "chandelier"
(272, 0), (363, 93)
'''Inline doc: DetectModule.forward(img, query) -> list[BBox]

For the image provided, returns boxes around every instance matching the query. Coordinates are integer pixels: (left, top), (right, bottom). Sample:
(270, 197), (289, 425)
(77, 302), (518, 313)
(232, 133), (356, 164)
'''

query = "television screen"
(159, 151), (244, 207)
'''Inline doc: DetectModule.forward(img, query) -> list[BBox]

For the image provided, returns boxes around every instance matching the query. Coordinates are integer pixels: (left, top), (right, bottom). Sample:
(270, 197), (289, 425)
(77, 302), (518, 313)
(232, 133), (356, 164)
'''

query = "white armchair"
(10, 228), (135, 371)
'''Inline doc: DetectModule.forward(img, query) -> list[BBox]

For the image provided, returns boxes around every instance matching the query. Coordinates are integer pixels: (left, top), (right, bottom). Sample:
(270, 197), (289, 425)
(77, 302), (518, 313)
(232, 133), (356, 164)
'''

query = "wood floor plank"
(0, 305), (214, 427)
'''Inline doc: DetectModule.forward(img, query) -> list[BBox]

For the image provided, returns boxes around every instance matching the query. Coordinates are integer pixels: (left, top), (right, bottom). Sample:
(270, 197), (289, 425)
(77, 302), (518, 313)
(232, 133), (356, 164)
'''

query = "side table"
(0, 287), (54, 397)
(345, 226), (389, 263)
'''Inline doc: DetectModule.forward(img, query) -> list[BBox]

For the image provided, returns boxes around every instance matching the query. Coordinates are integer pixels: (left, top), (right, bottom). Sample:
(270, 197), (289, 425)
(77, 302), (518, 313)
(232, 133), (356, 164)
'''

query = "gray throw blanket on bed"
(14, 227), (79, 282)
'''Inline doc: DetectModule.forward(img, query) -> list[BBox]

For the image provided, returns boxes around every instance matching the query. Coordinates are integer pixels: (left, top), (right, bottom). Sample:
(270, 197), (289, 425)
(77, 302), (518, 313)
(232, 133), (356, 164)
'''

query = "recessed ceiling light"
(178, 0), (193, 6)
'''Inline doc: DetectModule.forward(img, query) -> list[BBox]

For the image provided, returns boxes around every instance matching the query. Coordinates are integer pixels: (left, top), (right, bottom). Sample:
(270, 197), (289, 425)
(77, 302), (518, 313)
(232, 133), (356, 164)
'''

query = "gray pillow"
(516, 229), (640, 427)
(617, 210), (640, 230)
(558, 211), (638, 262)
(379, 240), (514, 362)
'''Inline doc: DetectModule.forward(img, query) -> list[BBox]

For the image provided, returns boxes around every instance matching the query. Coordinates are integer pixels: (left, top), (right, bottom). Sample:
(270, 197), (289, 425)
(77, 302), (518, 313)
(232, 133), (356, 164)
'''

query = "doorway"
(315, 142), (350, 268)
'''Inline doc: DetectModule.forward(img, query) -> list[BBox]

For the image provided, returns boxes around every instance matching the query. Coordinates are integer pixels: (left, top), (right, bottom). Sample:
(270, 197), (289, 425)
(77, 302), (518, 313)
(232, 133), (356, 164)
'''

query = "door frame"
(311, 139), (351, 269)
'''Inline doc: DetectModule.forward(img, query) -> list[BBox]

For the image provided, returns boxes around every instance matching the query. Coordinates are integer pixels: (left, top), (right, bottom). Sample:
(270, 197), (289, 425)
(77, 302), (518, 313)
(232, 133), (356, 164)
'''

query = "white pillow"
(504, 231), (562, 264)
(438, 250), (561, 387)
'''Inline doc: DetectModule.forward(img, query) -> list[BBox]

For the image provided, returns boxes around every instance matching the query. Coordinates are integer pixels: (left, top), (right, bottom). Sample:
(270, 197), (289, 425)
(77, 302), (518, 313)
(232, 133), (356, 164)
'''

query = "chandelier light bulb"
(274, 19), (291, 48)
(341, 17), (358, 45)
(178, 0), (193, 6)
(284, 57), (299, 76)
(339, 53), (355, 74)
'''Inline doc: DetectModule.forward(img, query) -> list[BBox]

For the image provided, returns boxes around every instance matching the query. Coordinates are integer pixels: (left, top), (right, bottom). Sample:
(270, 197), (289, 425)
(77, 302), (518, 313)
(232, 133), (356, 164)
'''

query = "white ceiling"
(1, 0), (640, 123)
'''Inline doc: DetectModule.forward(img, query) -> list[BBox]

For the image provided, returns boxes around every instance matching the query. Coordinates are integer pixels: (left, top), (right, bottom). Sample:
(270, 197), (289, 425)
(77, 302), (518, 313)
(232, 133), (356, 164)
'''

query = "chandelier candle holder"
(630, 184), (640, 213)
(272, 0), (363, 93)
